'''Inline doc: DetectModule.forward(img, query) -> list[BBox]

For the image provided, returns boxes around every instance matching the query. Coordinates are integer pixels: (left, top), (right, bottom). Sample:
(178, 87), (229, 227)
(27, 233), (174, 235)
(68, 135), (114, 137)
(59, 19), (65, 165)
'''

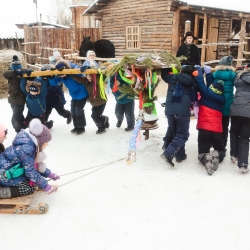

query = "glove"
(50, 68), (56, 71)
(80, 65), (90, 72)
(48, 172), (60, 181)
(203, 65), (212, 74)
(43, 184), (58, 194)
(14, 69), (23, 77)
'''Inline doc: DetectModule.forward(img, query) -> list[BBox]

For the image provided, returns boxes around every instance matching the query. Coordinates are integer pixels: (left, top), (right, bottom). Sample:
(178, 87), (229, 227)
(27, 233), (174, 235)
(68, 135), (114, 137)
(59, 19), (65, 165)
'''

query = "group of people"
(161, 31), (250, 175)
(0, 32), (250, 200)
(0, 49), (137, 199)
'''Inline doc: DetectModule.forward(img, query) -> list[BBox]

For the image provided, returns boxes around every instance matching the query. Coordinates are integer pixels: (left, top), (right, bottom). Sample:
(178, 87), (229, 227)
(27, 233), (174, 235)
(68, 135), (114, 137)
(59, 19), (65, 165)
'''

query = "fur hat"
(55, 60), (70, 70)
(0, 123), (8, 137)
(10, 55), (22, 70)
(218, 56), (233, 66)
(29, 119), (52, 150)
(209, 80), (224, 95)
(86, 50), (96, 59)
(25, 78), (41, 95)
(181, 65), (197, 76)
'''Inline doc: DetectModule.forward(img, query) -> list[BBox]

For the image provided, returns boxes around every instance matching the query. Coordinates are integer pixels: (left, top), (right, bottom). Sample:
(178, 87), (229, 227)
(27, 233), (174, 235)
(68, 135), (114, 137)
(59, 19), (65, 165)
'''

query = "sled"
(0, 186), (57, 214)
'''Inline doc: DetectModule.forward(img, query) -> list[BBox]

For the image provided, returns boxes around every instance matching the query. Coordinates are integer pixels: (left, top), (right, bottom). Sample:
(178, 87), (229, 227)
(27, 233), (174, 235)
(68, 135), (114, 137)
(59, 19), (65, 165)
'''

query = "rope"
(55, 157), (126, 187)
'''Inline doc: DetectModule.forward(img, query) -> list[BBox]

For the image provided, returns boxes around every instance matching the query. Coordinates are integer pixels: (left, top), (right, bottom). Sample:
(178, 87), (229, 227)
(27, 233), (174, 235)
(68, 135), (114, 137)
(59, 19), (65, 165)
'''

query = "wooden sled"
(0, 190), (49, 215)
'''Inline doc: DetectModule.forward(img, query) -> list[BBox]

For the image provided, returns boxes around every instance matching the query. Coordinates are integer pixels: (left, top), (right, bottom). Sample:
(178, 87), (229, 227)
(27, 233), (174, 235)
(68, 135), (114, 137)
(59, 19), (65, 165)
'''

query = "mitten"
(26, 69), (34, 76)
(14, 69), (23, 77)
(43, 184), (58, 194)
(48, 172), (60, 181)
(80, 65), (90, 72)
(203, 65), (212, 74)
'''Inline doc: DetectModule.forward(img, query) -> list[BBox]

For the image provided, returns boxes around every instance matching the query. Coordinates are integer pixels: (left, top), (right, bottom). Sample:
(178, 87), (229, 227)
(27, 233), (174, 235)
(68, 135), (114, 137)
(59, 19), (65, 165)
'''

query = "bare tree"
(50, 0), (72, 25)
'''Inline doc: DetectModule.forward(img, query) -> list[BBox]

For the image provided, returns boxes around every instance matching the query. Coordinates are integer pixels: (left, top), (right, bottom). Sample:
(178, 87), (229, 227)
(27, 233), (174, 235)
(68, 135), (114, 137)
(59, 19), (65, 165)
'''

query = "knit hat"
(10, 55), (22, 70)
(53, 49), (61, 60)
(218, 56), (233, 66)
(29, 85), (39, 92)
(181, 65), (197, 76)
(209, 80), (224, 95)
(29, 118), (52, 150)
(41, 63), (55, 71)
(0, 123), (8, 137)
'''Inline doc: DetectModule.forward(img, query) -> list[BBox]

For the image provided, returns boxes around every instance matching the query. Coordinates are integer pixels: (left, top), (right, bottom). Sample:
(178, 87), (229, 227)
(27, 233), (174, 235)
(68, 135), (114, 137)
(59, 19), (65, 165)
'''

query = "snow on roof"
(0, 24), (24, 39)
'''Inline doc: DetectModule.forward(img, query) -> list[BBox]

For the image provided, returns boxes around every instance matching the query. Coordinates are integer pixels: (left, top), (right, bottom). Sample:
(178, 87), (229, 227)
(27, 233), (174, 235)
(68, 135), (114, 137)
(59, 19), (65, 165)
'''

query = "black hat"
(182, 31), (198, 41)
(181, 65), (197, 76)
(10, 55), (22, 70)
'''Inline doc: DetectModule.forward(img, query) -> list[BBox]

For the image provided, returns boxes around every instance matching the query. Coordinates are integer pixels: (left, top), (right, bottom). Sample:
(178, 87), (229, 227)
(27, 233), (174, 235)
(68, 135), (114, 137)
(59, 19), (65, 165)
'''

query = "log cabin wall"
(98, 0), (174, 56)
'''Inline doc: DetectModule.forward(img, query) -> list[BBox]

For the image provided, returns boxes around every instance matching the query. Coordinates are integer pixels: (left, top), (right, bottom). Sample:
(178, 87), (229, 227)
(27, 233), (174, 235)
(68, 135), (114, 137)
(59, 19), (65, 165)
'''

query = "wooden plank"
(201, 13), (207, 63)
(237, 18), (246, 67)
(206, 17), (219, 61)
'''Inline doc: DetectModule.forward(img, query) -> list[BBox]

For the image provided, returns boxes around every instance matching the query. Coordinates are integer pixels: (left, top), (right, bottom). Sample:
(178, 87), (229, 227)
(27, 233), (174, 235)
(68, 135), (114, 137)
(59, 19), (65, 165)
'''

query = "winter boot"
(160, 153), (174, 167)
(75, 127), (85, 135)
(211, 150), (219, 171)
(66, 113), (72, 124)
(104, 116), (109, 128)
(116, 120), (122, 128)
(125, 127), (134, 132)
(204, 153), (214, 175)
(44, 120), (53, 129)
(96, 128), (106, 134)
(176, 154), (187, 163)
(231, 156), (238, 163)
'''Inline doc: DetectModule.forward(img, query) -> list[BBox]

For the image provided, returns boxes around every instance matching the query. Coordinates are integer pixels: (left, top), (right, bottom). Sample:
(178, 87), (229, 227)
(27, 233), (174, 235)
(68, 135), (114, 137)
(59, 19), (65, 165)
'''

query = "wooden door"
(206, 17), (219, 61)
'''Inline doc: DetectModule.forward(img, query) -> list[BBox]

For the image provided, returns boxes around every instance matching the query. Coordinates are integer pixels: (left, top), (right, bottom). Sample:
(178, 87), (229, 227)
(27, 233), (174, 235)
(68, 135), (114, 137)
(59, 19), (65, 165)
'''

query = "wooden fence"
(23, 25), (100, 64)
(0, 38), (24, 51)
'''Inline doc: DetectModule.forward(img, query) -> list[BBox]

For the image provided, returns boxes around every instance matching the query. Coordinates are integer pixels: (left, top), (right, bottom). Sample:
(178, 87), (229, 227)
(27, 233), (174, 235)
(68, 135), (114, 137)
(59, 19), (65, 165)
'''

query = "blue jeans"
(115, 101), (135, 128)
(163, 114), (190, 158)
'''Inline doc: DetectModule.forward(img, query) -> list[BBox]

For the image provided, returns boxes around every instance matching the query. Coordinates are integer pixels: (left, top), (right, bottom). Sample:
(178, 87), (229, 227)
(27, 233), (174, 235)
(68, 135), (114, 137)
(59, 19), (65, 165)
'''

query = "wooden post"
(185, 20), (191, 34)
(70, 24), (76, 57)
(237, 18), (246, 67)
(201, 13), (207, 64)
(172, 9), (180, 56)
(38, 21), (42, 64)
(194, 14), (199, 45)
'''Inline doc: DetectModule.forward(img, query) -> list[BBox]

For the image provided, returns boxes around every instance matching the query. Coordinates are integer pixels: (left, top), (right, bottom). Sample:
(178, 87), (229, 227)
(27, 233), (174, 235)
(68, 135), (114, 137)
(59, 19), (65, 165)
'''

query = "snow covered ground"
(0, 86), (250, 250)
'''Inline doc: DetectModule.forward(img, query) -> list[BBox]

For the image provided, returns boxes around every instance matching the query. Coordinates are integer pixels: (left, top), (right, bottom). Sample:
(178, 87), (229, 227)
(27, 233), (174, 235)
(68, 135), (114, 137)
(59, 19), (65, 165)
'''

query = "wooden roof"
(83, 0), (250, 18)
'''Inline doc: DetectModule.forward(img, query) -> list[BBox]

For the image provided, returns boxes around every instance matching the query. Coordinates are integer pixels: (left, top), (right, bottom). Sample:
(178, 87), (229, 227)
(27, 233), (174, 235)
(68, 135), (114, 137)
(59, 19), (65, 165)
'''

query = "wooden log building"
(82, 0), (250, 66)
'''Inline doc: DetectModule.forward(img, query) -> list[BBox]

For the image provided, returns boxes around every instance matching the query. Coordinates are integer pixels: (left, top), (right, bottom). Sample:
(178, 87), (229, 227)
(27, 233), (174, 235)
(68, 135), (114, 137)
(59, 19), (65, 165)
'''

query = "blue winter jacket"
(53, 76), (88, 100)
(0, 129), (50, 188)
(212, 65), (236, 116)
(20, 77), (48, 116)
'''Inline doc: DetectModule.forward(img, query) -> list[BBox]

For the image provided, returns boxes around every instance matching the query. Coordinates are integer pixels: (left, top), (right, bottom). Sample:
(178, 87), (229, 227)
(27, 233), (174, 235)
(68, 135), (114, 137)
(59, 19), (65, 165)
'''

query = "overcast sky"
(0, 0), (249, 29)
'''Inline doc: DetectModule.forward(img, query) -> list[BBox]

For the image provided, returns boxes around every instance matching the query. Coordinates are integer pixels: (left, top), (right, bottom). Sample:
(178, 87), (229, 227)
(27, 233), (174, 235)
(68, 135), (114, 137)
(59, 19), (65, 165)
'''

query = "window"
(126, 26), (140, 49)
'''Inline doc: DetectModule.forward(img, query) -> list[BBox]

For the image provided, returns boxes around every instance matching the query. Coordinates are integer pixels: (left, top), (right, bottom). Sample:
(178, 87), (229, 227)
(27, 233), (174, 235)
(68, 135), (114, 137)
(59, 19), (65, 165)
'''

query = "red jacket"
(197, 105), (223, 133)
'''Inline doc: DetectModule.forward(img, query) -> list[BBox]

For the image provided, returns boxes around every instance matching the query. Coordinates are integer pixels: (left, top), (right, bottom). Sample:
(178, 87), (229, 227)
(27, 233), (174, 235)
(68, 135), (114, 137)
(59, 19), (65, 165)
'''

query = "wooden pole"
(237, 18), (246, 67)
(201, 13), (207, 64)
(172, 9), (180, 56)
(185, 20), (191, 35)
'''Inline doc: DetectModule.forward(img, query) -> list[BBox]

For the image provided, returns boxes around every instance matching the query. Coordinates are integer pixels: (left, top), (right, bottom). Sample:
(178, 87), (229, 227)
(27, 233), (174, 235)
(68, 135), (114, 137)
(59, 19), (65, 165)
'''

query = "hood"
(86, 50), (96, 59)
(237, 68), (250, 84)
(25, 77), (42, 94)
(12, 129), (37, 148)
(213, 66), (236, 81)
(176, 73), (194, 87)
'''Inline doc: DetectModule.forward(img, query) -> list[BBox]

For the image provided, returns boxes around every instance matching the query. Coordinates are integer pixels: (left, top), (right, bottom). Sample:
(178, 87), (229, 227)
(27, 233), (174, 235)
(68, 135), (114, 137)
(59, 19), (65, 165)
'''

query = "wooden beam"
(201, 13), (207, 63)
(171, 8), (180, 56)
(237, 18), (246, 67)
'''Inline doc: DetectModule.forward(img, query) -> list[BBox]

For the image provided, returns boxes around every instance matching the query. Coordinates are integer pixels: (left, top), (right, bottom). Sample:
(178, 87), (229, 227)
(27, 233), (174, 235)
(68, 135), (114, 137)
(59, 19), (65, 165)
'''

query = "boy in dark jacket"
(194, 66), (226, 175)
(160, 65), (198, 167)
(2, 55), (26, 133)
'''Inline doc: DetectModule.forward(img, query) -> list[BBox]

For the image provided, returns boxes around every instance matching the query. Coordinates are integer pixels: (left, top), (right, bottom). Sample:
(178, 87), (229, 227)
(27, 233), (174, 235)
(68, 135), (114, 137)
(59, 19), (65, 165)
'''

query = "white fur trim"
(29, 118), (43, 136)
(36, 151), (47, 163)
(38, 162), (47, 173)
(25, 128), (38, 146)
